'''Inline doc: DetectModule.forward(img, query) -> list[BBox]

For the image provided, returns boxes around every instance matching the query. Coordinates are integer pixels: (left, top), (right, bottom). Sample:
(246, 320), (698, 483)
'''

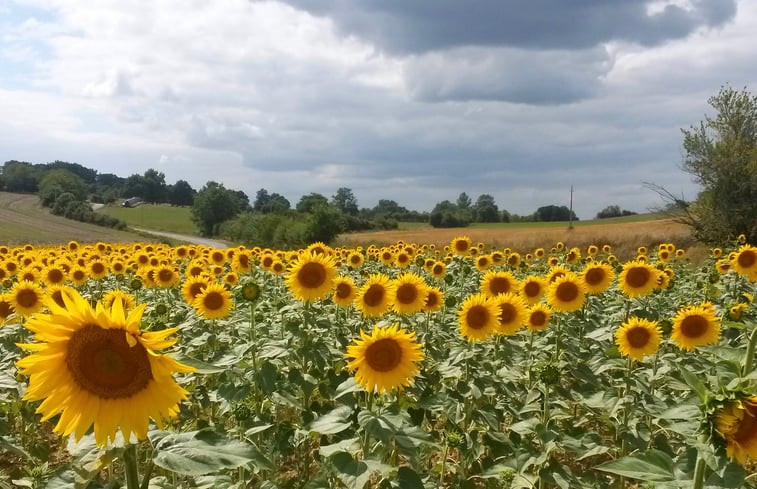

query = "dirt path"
(130, 227), (229, 248)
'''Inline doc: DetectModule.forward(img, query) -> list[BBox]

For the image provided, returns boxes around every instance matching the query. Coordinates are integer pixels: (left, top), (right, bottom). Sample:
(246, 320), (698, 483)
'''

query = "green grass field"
(98, 203), (198, 234)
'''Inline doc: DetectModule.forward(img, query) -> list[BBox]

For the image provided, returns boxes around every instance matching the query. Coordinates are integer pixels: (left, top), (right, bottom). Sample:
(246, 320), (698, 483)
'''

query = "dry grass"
(337, 218), (703, 261)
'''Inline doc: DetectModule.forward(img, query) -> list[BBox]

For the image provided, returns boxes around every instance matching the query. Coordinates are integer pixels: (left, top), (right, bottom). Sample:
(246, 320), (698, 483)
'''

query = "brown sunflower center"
(680, 315), (708, 338)
(508, 255), (519, 266)
(732, 405), (757, 443)
(396, 284), (418, 304)
(362, 284), (385, 307)
(626, 267), (651, 288)
(91, 262), (106, 275)
(50, 290), (66, 309)
(585, 268), (605, 286)
(555, 282), (579, 302)
(626, 326), (651, 348)
(530, 310), (547, 327)
(336, 282), (352, 299)
(158, 269), (174, 283)
(262, 256), (274, 267)
(365, 338), (402, 372)
(73, 270), (86, 281)
(188, 282), (206, 299)
(425, 292), (439, 308)
(238, 254), (250, 268)
(66, 325), (152, 399)
(297, 262), (326, 289)
(523, 281), (541, 297)
(432, 264), (444, 275)
(16, 289), (39, 308)
(0, 300), (12, 319)
(203, 291), (225, 311)
(466, 305), (490, 330)
(738, 250), (756, 268)
(47, 269), (64, 283)
(499, 303), (517, 324)
(454, 241), (469, 252)
(351, 255), (362, 265)
(488, 277), (511, 295)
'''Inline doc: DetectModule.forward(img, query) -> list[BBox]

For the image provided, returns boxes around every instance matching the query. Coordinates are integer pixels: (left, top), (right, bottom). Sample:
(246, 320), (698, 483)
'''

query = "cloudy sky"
(1, 0), (754, 219)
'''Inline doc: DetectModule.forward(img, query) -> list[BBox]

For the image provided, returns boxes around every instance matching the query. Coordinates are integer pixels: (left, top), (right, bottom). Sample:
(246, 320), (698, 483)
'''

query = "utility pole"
(568, 185), (574, 230)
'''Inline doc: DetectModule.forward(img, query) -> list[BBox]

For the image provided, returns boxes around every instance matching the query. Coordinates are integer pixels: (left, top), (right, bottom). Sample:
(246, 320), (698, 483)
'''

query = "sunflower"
(519, 275), (546, 304)
(615, 317), (661, 361)
(732, 245), (757, 279)
(193, 282), (234, 320)
(458, 293), (500, 342)
(88, 260), (109, 280)
(347, 252), (365, 268)
(474, 254), (492, 271)
(493, 293), (528, 335)
(582, 263), (615, 294)
(379, 249), (395, 265)
(671, 303), (721, 351)
(618, 261), (659, 298)
(0, 293), (14, 325)
(565, 247), (581, 265)
(231, 251), (253, 274)
(716, 259), (732, 274)
(450, 236), (472, 256)
(526, 304), (552, 332)
(430, 261), (447, 279)
(181, 275), (211, 305)
(480, 270), (518, 298)
(506, 252), (521, 268)
(345, 323), (424, 394)
(394, 251), (412, 268)
(423, 287), (444, 312)
(355, 274), (396, 317)
(9, 280), (45, 317)
(69, 267), (88, 286)
(18, 266), (40, 284)
(392, 273), (429, 315)
(546, 265), (571, 284)
(153, 265), (180, 288)
(332, 276), (357, 307)
(286, 252), (337, 302)
(546, 273), (587, 313)
(715, 396), (757, 465)
(239, 281), (261, 302)
(101, 290), (137, 312)
(41, 265), (67, 287)
(16, 288), (194, 446)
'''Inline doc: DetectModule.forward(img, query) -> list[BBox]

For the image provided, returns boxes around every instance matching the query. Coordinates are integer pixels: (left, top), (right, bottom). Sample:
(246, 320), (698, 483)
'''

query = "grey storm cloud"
(281, 0), (737, 53)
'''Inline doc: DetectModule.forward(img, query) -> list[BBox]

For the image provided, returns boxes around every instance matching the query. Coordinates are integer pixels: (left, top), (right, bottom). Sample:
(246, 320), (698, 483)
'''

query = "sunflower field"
(1, 237), (757, 489)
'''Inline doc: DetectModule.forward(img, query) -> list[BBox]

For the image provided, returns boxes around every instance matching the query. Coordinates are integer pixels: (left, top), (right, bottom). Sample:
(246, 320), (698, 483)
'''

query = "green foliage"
(429, 200), (472, 227)
(297, 192), (329, 213)
(680, 85), (757, 244)
(596, 205), (638, 219)
(535, 205), (578, 222)
(169, 179), (196, 206)
(0, 160), (41, 192)
(331, 187), (359, 215)
(474, 193), (500, 222)
(191, 181), (249, 236)
(38, 169), (87, 206)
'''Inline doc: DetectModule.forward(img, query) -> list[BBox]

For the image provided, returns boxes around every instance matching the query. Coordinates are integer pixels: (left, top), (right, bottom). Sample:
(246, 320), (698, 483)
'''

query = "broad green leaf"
(150, 428), (272, 476)
(309, 405), (354, 435)
(334, 377), (364, 400)
(330, 452), (371, 489)
(397, 466), (424, 489)
(319, 437), (361, 457)
(680, 368), (707, 402)
(595, 450), (676, 482)
(0, 435), (31, 460)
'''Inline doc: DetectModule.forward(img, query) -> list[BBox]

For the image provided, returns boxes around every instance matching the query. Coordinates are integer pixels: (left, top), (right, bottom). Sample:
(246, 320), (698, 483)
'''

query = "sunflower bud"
(539, 365), (560, 386)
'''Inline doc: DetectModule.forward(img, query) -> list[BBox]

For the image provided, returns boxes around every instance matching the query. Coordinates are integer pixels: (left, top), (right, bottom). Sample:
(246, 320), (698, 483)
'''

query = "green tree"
(1, 160), (41, 192)
(429, 200), (471, 228)
(473, 194), (500, 222)
(168, 180), (196, 206)
(331, 187), (359, 215)
(456, 192), (472, 210)
(191, 181), (247, 236)
(296, 193), (329, 213)
(38, 169), (87, 206)
(679, 86), (757, 243)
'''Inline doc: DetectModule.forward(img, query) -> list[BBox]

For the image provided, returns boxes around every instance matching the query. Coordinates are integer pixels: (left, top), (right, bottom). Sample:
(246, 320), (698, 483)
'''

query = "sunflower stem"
(742, 326), (757, 377)
(123, 444), (140, 489)
(692, 453), (706, 489)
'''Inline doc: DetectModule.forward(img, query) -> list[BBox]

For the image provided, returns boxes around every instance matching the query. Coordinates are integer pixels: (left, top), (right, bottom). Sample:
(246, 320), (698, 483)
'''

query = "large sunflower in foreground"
(615, 317), (661, 361)
(715, 396), (757, 466)
(458, 293), (500, 342)
(480, 270), (518, 297)
(392, 273), (429, 315)
(16, 289), (194, 446)
(670, 303), (721, 351)
(493, 293), (528, 335)
(345, 323), (424, 394)
(286, 252), (337, 302)
(618, 260), (659, 298)
(9, 280), (45, 317)
(546, 273), (587, 313)
(581, 262), (615, 294)
(732, 245), (757, 279)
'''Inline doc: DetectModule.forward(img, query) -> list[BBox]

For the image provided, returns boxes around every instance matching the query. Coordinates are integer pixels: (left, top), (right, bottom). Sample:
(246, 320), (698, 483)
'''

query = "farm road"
(131, 227), (229, 249)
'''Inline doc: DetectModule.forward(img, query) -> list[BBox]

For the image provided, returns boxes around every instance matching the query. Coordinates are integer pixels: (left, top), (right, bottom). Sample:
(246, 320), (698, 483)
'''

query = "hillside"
(0, 192), (152, 245)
